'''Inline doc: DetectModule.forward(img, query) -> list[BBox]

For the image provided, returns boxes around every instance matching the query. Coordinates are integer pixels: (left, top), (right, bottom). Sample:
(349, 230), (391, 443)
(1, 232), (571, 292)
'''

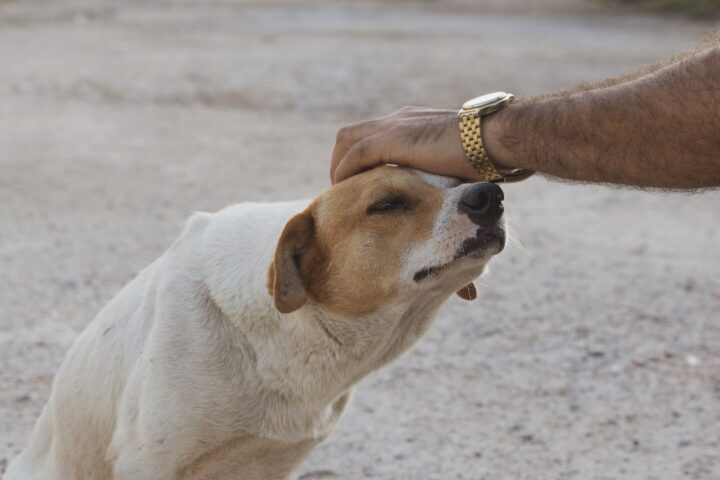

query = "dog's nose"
(458, 183), (504, 225)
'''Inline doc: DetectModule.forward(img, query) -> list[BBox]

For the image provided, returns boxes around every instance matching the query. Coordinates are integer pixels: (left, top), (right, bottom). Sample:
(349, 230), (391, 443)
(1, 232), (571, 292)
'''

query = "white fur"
(7, 179), (502, 480)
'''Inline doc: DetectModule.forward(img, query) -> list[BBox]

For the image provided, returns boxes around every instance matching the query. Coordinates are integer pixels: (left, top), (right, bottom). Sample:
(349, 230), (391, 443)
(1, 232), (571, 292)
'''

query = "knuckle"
(336, 126), (352, 142)
(347, 139), (370, 159)
(337, 124), (366, 143)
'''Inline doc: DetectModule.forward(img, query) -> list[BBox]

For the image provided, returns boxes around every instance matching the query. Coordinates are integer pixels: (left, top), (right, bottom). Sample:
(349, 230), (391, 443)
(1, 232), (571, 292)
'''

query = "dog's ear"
(268, 211), (316, 314)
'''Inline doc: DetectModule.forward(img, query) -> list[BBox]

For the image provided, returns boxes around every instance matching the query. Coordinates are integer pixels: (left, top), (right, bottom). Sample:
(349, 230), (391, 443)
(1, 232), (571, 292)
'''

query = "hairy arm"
(331, 42), (720, 189)
(484, 45), (720, 188)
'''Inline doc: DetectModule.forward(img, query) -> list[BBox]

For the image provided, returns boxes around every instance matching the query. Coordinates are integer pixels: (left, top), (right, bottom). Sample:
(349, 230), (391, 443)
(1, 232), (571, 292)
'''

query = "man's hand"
(330, 107), (480, 184)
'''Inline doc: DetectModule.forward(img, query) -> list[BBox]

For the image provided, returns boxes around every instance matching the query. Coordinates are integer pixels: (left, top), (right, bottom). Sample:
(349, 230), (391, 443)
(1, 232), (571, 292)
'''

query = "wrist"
(480, 107), (517, 171)
(458, 92), (533, 182)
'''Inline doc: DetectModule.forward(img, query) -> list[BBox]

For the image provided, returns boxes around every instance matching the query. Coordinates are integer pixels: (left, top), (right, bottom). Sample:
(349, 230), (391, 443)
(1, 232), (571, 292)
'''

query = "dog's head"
(267, 166), (506, 315)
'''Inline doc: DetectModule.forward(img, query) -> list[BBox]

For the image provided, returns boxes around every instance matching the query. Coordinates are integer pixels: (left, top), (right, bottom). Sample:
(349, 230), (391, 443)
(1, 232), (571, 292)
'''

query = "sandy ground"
(1, 1), (719, 478)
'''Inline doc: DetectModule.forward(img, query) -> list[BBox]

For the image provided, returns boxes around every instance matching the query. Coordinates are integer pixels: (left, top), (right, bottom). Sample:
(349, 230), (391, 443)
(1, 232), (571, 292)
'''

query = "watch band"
(458, 92), (534, 183)
(459, 111), (504, 183)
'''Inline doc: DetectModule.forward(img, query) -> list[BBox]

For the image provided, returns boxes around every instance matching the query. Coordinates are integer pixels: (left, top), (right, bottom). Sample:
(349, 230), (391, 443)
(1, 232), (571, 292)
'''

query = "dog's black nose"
(458, 183), (504, 225)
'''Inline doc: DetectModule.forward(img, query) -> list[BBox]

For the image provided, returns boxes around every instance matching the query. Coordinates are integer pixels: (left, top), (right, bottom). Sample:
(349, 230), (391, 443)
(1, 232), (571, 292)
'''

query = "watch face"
(463, 91), (509, 110)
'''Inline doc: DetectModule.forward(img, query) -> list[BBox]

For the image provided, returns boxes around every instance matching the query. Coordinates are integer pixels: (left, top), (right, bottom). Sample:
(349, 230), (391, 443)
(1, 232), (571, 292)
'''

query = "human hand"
(330, 107), (482, 184)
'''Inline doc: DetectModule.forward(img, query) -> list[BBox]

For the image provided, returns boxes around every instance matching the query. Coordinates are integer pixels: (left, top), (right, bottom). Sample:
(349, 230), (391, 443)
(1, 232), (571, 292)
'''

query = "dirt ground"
(1, 1), (719, 479)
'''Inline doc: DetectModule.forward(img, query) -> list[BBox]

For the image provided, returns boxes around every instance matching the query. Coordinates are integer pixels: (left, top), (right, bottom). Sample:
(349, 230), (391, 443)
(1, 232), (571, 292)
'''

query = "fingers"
(330, 119), (385, 182)
(329, 107), (428, 182)
(330, 107), (459, 183)
(332, 131), (402, 184)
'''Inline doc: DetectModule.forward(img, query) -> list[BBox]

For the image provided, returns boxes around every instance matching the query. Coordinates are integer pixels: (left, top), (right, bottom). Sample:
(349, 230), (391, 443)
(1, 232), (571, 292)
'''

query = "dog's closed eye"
(366, 197), (406, 215)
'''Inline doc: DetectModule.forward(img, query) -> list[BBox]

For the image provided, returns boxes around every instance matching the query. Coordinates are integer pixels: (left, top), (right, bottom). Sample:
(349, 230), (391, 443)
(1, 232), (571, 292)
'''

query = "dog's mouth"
(413, 227), (505, 282)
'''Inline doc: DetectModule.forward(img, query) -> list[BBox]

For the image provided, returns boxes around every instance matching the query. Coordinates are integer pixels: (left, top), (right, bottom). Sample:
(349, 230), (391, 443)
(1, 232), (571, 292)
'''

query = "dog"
(7, 166), (507, 480)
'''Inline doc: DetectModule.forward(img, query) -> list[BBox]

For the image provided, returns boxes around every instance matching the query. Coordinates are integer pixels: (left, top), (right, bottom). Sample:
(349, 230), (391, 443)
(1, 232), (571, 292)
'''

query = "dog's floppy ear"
(268, 211), (316, 314)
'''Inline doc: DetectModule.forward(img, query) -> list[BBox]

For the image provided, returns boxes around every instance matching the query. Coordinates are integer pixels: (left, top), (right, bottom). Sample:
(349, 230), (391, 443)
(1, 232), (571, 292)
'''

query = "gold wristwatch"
(459, 92), (534, 183)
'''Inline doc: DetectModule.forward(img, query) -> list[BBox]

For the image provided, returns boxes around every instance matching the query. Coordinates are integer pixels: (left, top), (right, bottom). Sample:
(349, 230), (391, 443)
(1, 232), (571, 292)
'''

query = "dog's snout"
(458, 183), (504, 225)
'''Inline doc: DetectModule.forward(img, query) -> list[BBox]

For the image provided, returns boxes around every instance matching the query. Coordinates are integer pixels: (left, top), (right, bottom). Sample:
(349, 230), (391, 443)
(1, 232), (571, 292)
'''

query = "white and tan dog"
(7, 167), (507, 480)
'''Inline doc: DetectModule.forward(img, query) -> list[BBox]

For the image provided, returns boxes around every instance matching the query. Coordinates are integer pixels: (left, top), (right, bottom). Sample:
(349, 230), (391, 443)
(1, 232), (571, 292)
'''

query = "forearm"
(484, 46), (720, 189)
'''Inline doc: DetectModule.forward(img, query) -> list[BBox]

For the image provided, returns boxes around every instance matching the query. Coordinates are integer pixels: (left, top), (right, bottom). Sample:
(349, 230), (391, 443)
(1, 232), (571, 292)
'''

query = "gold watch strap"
(459, 111), (503, 183)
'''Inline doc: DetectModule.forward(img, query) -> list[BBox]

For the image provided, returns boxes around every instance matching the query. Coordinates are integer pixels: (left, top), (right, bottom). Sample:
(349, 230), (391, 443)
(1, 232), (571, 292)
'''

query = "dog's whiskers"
(505, 224), (532, 257)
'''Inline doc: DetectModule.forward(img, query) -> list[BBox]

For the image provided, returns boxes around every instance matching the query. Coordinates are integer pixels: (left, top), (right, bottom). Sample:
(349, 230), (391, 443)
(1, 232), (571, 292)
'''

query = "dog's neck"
(227, 290), (447, 442)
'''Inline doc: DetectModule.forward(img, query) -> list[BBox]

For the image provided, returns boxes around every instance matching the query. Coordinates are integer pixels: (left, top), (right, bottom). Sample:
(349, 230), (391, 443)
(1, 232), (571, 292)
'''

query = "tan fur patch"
(269, 167), (445, 316)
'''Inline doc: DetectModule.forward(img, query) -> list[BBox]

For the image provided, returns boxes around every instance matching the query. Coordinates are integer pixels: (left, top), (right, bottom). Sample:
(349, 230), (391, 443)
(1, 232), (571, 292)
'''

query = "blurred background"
(1, 0), (719, 478)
